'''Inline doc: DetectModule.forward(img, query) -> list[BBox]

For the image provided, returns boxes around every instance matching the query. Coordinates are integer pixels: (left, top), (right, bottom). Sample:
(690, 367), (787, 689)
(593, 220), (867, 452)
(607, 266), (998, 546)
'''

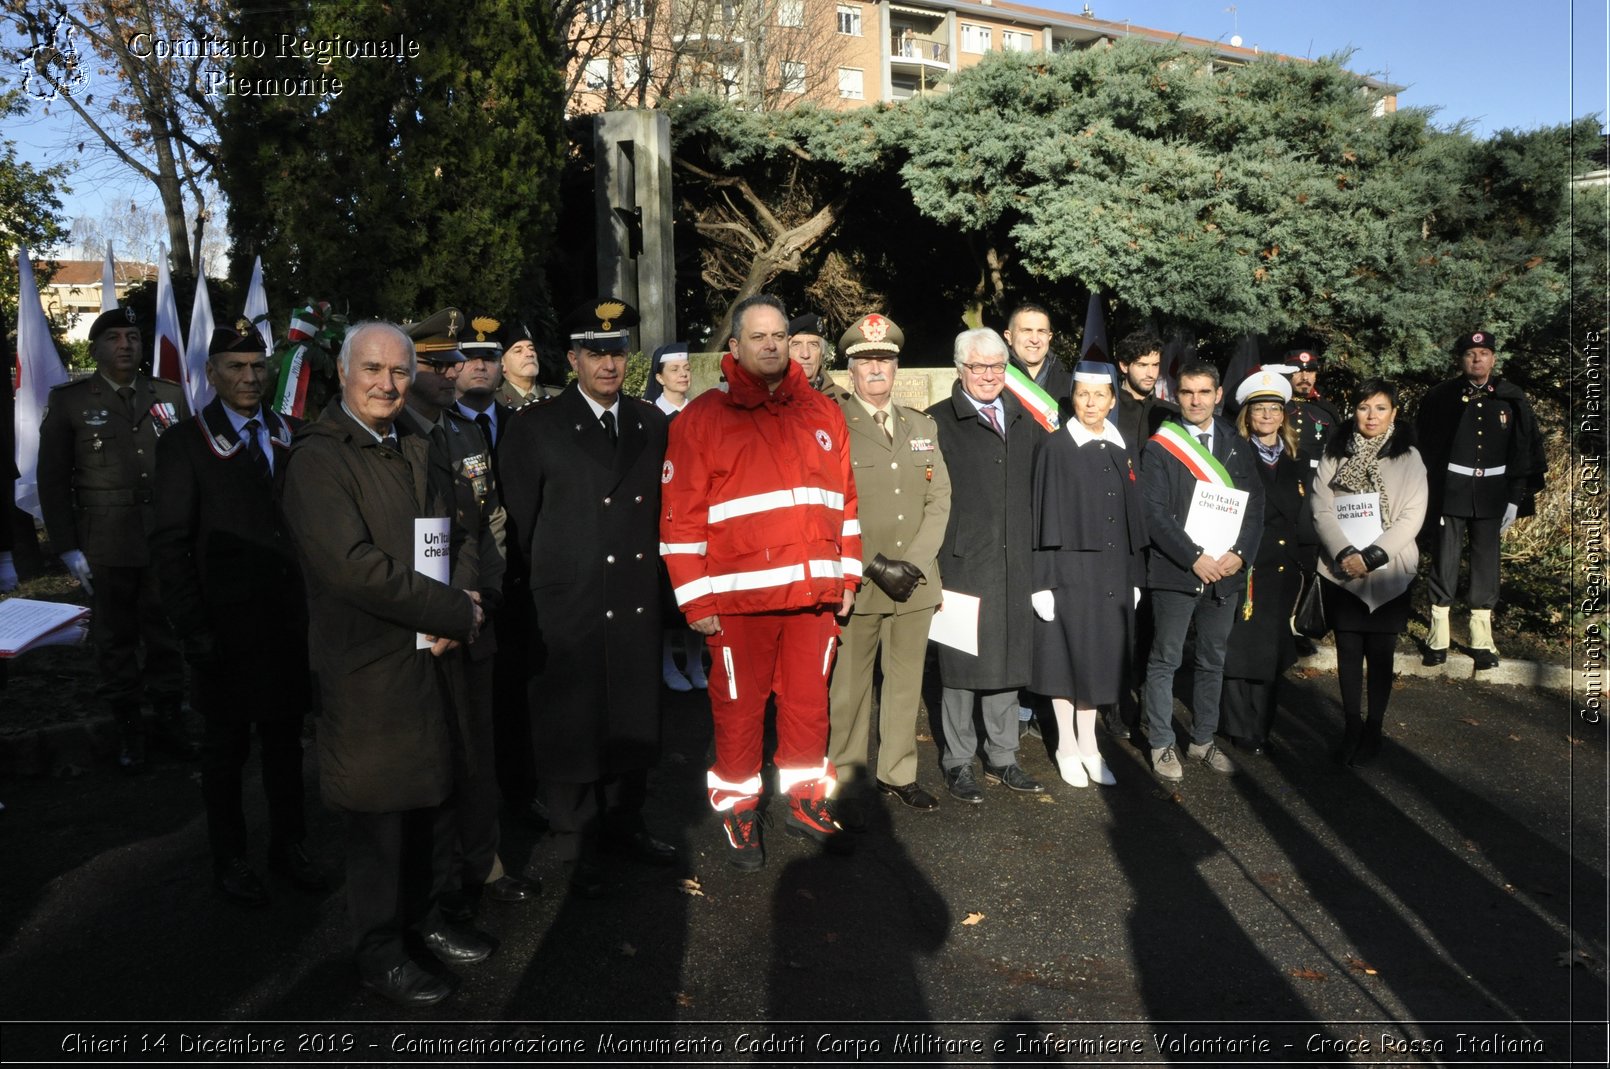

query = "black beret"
(1453, 330), (1496, 355)
(207, 324), (266, 357)
(788, 312), (824, 337)
(88, 306), (140, 342)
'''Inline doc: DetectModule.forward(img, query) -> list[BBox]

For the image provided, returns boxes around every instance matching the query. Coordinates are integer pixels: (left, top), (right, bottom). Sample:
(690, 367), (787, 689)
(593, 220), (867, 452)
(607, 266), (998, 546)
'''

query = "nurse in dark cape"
(1029, 361), (1147, 788)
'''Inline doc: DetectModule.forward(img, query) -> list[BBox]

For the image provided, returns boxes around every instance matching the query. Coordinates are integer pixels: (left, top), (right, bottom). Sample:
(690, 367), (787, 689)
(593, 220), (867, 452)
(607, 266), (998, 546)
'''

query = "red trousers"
(705, 609), (840, 810)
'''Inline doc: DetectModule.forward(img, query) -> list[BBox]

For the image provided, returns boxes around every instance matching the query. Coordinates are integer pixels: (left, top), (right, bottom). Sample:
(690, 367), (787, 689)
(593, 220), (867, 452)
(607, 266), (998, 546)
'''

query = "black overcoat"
(498, 386), (668, 784)
(150, 399), (309, 722)
(925, 383), (1037, 691)
(280, 407), (475, 813)
(1223, 449), (1312, 682)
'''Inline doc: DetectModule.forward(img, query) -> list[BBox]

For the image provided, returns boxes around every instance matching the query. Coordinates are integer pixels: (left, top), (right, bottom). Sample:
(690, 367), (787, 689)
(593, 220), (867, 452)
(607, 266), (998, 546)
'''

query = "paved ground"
(1, 670), (1605, 1066)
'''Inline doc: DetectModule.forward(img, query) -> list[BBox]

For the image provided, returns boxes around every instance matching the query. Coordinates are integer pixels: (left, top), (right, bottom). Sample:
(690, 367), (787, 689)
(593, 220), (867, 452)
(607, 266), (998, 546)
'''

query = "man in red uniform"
(660, 294), (862, 870)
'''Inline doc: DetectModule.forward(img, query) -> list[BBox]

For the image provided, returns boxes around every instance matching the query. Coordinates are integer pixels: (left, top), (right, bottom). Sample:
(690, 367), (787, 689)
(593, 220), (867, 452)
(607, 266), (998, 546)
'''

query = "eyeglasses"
(960, 362), (1007, 377)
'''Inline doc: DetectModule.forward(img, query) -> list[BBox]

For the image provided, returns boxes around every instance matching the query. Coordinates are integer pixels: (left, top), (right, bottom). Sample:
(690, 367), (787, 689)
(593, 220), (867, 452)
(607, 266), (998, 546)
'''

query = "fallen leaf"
(1459, 717), (1480, 726)
(1036, 793), (1057, 804)
(1464, 840), (1478, 853)
(1508, 734), (1521, 742)
(678, 878), (705, 897)
(1345, 956), (1378, 976)
(962, 912), (985, 926)
(675, 991), (695, 1008)
(1289, 967), (1327, 981)
(620, 943), (637, 957)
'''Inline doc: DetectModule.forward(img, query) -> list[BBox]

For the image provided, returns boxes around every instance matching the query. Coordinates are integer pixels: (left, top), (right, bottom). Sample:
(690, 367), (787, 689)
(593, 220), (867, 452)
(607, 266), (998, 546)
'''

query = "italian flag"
(287, 306), (321, 343)
(1150, 423), (1233, 486)
(273, 343), (310, 418)
(1003, 365), (1059, 431)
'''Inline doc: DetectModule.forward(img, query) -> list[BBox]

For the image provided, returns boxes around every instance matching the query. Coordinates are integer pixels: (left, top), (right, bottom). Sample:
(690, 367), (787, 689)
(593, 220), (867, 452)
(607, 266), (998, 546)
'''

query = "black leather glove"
(1359, 544), (1390, 572)
(863, 553), (926, 603)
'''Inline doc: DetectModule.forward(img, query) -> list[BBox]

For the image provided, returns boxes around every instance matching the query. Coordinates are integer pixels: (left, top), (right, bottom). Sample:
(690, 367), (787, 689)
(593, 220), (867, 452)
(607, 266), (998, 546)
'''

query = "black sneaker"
(721, 807), (765, 871)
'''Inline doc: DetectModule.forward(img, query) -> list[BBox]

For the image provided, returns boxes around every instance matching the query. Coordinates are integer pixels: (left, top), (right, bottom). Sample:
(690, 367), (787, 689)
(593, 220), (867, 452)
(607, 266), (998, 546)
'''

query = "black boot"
(149, 699), (200, 760)
(114, 704), (147, 774)
(1337, 714), (1362, 766)
(1351, 718), (1384, 767)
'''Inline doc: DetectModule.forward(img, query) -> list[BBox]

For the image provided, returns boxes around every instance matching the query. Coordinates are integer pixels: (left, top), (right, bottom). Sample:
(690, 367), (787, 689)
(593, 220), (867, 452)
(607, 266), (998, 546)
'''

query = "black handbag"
(1292, 572), (1329, 639)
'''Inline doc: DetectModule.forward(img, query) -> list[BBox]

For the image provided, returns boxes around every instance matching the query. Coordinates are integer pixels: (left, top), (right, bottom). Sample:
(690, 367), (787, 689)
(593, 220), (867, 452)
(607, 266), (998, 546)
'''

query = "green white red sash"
(1004, 365), (1059, 431)
(1150, 423), (1233, 485)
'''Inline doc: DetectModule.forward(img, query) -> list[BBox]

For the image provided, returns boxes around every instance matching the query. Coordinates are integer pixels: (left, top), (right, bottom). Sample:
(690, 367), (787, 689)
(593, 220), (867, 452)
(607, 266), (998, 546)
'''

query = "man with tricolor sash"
(1138, 362), (1264, 782)
(1002, 303), (1069, 433)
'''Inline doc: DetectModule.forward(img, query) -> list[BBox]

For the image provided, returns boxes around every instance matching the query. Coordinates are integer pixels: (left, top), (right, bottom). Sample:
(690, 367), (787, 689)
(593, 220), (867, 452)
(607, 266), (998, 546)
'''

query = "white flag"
(100, 241), (117, 312)
(13, 245), (69, 522)
(185, 262), (216, 411)
(152, 246), (185, 388)
(243, 255), (273, 354)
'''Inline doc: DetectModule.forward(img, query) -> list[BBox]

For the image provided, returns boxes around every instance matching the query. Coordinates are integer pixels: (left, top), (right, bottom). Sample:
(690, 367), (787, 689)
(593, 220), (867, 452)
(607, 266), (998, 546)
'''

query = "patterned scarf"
(1333, 424), (1395, 528)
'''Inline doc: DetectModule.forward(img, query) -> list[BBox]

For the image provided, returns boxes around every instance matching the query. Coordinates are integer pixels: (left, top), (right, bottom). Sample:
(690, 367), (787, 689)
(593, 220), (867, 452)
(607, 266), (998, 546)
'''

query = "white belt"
(1448, 463), (1505, 477)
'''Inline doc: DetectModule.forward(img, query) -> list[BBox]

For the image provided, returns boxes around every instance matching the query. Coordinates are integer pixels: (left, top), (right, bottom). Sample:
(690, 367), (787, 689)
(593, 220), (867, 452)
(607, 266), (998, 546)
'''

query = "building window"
(1002, 30), (1033, 53)
(778, 0), (805, 28)
(622, 53), (650, 88)
(838, 66), (864, 99)
(583, 57), (611, 91)
(587, 0), (647, 20)
(837, 4), (861, 35)
(781, 60), (806, 94)
(960, 24), (992, 54)
(585, 0), (609, 22)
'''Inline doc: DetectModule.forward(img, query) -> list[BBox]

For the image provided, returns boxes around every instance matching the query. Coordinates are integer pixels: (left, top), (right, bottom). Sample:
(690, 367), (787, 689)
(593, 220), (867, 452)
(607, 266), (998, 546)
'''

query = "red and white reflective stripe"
(706, 770), (762, 811)
(659, 541), (708, 557)
(777, 761), (833, 794)
(673, 575), (715, 606)
(699, 559), (846, 596)
(821, 634), (837, 678)
(706, 486), (845, 524)
(721, 646), (737, 701)
(842, 518), (861, 537)
(842, 557), (863, 579)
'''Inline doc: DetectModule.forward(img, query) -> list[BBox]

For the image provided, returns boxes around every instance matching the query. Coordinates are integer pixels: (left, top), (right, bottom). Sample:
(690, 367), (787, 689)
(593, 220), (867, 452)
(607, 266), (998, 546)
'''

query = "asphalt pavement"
(0, 669), (1605, 1066)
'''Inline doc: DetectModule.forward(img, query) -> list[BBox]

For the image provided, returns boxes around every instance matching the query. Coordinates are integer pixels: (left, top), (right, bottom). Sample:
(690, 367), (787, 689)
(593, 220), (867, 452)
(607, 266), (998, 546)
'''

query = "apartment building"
(35, 259), (157, 342)
(568, 0), (1399, 113)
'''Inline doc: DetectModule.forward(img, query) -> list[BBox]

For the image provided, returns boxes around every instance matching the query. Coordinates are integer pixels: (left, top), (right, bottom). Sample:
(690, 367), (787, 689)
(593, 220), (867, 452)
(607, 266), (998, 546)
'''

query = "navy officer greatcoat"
(497, 385), (668, 784)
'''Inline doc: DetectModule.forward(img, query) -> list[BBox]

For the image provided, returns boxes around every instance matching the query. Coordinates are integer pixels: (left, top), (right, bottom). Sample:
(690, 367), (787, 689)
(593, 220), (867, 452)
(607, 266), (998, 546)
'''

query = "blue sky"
(7, 0), (1608, 250)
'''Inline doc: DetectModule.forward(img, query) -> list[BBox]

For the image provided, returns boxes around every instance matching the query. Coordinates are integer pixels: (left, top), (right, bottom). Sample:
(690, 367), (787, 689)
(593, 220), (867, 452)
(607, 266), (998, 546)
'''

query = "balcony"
(890, 33), (950, 68)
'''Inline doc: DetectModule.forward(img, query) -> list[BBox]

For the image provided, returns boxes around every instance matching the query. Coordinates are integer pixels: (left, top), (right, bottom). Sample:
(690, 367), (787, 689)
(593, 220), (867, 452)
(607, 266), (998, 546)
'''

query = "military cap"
(564, 298), (637, 353)
(208, 320), (267, 357)
(461, 315), (503, 358)
(496, 318), (534, 351)
(1283, 348), (1322, 370)
(88, 305), (140, 342)
(788, 312), (825, 337)
(1454, 330), (1496, 356)
(839, 313), (904, 358)
(406, 308), (466, 361)
(1236, 366), (1295, 407)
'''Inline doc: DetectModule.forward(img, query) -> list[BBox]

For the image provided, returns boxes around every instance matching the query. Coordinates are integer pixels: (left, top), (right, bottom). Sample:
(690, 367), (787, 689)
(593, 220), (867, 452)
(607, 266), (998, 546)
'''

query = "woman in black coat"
(1028, 363), (1146, 788)
(1221, 369), (1313, 755)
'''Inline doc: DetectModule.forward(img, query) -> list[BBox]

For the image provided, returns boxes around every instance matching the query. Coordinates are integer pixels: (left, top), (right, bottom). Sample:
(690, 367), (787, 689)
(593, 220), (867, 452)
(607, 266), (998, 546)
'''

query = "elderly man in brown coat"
(281, 321), (486, 1008)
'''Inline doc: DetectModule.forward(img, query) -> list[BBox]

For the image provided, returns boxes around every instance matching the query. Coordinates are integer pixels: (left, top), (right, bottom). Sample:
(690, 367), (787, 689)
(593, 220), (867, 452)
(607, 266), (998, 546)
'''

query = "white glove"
(0, 551), (16, 593)
(1133, 587), (1142, 609)
(61, 550), (94, 595)
(1500, 502), (1519, 535)
(1031, 590), (1055, 622)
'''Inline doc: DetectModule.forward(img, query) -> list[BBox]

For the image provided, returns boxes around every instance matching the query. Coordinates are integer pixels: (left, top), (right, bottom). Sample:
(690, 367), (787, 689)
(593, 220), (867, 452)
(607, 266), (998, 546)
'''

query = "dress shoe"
(982, 762), (1046, 793)
(1082, 753), (1117, 786)
(484, 874), (538, 903)
(1102, 707), (1130, 740)
(362, 960), (456, 1008)
(1054, 752), (1089, 788)
(877, 780), (939, 811)
(1186, 741), (1236, 775)
(1422, 647), (1447, 667)
(214, 857), (270, 907)
(268, 842), (329, 893)
(606, 828), (677, 866)
(944, 765), (984, 804)
(420, 922), (496, 965)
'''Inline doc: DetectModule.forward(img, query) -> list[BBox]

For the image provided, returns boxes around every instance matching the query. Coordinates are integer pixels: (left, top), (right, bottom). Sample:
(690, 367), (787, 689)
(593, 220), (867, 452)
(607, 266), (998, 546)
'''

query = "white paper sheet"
(1332, 492), (1385, 549)
(928, 589), (980, 656)
(415, 517), (451, 649)
(0, 598), (90, 658)
(1184, 483), (1249, 558)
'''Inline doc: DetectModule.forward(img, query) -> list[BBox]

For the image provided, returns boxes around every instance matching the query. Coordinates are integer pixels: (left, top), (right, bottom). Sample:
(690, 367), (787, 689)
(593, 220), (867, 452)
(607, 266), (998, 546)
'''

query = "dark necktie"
(117, 386), (137, 420)
(981, 405), (1003, 439)
(601, 410), (618, 446)
(475, 412), (495, 449)
(380, 433), (400, 453)
(242, 418), (270, 480)
(1198, 432), (1211, 453)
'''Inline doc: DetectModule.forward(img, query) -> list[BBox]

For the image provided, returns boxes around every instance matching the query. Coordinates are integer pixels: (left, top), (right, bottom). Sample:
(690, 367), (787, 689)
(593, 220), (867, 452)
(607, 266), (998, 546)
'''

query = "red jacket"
(660, 353), (862, 621)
